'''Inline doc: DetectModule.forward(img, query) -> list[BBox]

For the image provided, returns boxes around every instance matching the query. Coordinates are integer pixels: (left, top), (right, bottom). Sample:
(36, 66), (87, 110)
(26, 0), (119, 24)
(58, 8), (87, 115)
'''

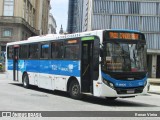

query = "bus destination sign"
(109, 32), (139, 40)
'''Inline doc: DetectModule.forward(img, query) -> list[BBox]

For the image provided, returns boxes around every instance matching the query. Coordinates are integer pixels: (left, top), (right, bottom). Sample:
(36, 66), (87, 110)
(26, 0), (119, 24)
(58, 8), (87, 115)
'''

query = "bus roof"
(6, 29), (142, 46)
(7, 30), (102, 46)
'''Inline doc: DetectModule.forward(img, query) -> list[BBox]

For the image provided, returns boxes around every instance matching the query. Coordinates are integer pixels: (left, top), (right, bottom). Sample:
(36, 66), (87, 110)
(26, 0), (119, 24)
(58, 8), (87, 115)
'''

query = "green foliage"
(0, 64), (3, 71)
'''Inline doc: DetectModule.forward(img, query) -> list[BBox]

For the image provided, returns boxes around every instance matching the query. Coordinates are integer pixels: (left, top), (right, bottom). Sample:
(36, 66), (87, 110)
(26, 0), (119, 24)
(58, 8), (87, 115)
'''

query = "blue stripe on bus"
(8, 60), (80, 77)
(102, 71), (147, 88)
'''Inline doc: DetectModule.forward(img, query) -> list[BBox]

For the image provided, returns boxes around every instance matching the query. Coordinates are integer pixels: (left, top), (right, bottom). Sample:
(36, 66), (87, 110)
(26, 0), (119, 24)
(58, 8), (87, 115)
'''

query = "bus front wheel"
(69, 80), (82, 99)
(23, 73), (30, 88)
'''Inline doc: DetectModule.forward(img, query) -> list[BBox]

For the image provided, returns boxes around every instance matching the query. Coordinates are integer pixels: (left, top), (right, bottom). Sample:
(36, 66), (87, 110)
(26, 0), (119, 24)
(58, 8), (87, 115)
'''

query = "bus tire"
(22, 73), (30, 88)
(69, 80), (82, 99)
(106, 97), (117, 101)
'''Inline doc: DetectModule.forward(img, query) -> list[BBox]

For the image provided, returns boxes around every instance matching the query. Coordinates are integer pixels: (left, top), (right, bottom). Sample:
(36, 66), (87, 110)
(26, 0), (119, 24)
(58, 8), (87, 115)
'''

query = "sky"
(50, 0), (69, 33)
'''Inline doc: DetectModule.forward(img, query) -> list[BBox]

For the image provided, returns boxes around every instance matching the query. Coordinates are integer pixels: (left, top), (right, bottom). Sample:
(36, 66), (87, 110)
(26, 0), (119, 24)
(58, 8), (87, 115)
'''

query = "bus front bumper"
(99, 82), (149, 98)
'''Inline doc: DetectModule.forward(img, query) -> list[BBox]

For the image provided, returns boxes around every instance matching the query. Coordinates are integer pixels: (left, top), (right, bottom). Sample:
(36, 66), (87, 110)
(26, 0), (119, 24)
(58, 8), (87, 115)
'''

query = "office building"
(67, 0), (160, 78)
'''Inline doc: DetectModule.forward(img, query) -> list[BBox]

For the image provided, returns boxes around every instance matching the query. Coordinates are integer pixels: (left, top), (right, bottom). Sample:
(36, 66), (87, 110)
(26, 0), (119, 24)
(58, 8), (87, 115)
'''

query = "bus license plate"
(127, 90), (135, 94)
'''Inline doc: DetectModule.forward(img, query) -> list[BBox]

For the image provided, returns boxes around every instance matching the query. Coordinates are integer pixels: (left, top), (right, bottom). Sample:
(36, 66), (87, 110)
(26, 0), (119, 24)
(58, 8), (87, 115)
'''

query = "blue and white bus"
(6, 29), (148, 100)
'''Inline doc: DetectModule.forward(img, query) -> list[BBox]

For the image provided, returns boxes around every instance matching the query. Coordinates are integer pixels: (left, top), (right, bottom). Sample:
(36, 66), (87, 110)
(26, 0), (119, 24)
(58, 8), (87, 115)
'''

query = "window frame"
(2, 29), (13, 37)
(63, 39), (80, 60)
(7, 46), (13, 60)
(40, 42), (50, 59)
(51, 41), (64, 60)
(19, 44), (28, 60)
(3, 0), (15, 16)
(64, 44), (80, 60)
(28, 43), (39, 59)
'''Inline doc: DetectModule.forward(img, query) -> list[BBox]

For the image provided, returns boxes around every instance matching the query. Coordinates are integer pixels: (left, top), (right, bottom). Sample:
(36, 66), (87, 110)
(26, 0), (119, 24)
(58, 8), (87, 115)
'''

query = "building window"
(1, 46), (6, 51)
(128, 16), (140, 30)
(23, 0), (26, 18)
(3, 0), (14, 16)
(128, 2), (140, 14)
(2, 29), (12, 37)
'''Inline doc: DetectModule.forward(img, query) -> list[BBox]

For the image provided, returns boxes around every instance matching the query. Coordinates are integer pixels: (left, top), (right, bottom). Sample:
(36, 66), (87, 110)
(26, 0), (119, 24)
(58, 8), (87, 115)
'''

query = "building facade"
(0, 0), (50, 59)
(67, 0), (160, 78)
(48, 13), (57, 34)
(67, 0), (84, 33)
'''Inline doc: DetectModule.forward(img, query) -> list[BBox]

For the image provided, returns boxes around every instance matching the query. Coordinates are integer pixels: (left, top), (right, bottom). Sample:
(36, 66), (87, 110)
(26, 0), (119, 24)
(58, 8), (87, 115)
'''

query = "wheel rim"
(23, 76), (27, 86)
(72, 84), (79, 96)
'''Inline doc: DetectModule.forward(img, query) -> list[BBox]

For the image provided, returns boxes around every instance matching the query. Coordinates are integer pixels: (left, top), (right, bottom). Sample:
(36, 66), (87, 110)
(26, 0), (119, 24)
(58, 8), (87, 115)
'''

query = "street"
(0, 73), (160, 111)
(0, 73), (160, 120)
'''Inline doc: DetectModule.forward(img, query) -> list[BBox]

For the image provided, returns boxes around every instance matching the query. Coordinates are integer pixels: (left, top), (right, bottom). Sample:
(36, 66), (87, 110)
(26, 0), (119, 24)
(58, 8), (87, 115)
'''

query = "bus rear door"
(13, 45), (19, 81)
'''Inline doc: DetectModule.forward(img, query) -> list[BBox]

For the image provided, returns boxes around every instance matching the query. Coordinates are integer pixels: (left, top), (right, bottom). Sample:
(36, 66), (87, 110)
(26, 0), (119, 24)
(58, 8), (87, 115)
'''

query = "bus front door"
(81, 41), (94, 93)
(13, 46), (19, 81)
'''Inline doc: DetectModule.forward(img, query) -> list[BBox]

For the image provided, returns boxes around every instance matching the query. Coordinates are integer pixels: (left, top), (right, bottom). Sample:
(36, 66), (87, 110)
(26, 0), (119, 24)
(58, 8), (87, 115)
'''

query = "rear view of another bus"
(99, 30), (148, 99)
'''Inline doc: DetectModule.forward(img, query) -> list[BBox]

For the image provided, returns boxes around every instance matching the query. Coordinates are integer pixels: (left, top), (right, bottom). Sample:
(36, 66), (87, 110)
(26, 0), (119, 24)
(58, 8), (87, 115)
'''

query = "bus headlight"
(109, 82), (114, 88)
(103, 79), (115, 89)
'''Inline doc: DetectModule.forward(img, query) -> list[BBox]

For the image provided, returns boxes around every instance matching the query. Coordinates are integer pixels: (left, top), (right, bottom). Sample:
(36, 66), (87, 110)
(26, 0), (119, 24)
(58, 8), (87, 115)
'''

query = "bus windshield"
(102, 42), (147, 72)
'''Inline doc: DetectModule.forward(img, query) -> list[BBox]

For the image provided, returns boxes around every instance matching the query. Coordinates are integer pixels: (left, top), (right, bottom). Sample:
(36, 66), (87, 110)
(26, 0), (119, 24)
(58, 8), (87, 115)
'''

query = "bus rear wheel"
(69, 80), (82, 99)
(23, 73), (30, 88)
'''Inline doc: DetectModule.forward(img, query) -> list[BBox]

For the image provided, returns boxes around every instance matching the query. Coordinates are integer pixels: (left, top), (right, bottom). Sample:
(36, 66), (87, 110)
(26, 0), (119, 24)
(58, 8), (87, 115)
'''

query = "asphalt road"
(0, 73), (160, 120)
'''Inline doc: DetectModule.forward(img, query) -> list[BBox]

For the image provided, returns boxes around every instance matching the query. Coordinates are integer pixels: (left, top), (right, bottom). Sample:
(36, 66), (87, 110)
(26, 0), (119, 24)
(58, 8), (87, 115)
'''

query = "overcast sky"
(50, 0), (69, 33)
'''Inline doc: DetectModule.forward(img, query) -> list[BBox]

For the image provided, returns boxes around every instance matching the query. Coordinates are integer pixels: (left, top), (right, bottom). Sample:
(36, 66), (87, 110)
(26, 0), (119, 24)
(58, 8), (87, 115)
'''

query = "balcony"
(0, 16), (39, 35)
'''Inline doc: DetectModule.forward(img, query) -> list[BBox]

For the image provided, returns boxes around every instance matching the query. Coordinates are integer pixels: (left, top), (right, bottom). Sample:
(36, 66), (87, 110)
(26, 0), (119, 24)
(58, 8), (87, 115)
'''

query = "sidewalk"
(149, 84), (160, 95)
(0, 72), (7, 80)
(148, 78), (160, 84)
(145, 78), (160, 95)
(0, 72), (5, 74)
(148, 78), (160, 94)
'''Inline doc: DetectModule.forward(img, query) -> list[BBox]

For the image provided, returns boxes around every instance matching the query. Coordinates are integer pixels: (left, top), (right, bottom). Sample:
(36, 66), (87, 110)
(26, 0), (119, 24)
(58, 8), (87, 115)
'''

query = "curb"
(148, 92), (160, 95)
(148, 84), (160, 95)
(149, 79), (160, 84)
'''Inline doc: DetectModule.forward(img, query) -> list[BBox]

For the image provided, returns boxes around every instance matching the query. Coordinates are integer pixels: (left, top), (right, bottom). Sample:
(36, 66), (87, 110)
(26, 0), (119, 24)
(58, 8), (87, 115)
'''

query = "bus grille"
(115, 87), (144, 94)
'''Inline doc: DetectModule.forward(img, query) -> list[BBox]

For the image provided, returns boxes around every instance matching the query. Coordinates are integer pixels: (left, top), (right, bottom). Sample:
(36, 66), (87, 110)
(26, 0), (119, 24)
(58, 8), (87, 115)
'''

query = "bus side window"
(7, 46), (13, 59)
(29, 43), (39, 59)
(40, 43), (49, 59)
(19, 45), (28, 59)
(64, 45), (79, 60)
(51, 42), (63, 59)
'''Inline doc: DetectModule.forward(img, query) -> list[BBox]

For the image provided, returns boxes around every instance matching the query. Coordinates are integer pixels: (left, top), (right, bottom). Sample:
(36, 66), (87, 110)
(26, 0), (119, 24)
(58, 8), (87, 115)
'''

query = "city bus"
(6, 29), (148, 100)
